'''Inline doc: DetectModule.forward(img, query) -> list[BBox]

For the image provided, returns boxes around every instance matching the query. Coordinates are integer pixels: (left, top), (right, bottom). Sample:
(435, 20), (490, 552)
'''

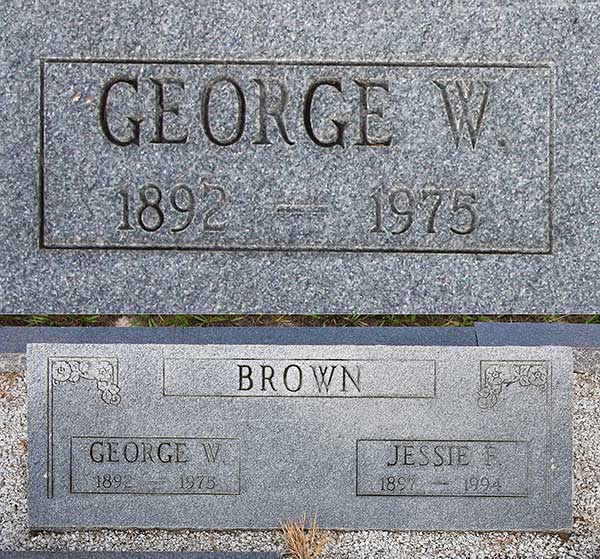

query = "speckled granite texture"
(1, 1), (600, 313)
(26, 343), (572, 532)
(1, 355), (598, 558)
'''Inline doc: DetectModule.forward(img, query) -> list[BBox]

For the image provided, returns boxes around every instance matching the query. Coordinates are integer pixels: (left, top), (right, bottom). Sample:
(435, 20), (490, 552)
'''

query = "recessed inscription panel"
(70, 436), (240, 495)
(27, 344), (572, 531)
(41, 60), (552, 253)
(163, 357), (435, 398)
(356, 439), (529, 497)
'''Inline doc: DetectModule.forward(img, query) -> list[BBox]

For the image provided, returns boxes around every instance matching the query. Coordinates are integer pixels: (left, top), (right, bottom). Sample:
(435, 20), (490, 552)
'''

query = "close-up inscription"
(70, 436), (240, 495)
(162, 357), (435, 398)
(356, 439), (529, 497)
(40, 60), (553, 253)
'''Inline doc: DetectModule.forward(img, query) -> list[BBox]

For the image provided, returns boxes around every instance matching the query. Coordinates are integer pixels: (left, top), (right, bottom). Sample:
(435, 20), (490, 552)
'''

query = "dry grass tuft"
(281, 513), (328, 559)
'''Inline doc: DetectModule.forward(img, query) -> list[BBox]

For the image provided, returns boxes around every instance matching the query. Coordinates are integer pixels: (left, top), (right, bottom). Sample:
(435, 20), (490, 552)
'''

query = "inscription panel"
(28, 344), (572, 532)
(41, 60), (553, 253)
(356, 439), (529, 497)
(163, 357), (435, 398)
(70, 436), (240, 495)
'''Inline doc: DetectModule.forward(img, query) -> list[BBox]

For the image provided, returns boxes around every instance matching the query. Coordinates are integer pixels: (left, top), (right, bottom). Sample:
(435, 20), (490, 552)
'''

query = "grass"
(281, 514), (328, 559)
(0, 314), (599, 327)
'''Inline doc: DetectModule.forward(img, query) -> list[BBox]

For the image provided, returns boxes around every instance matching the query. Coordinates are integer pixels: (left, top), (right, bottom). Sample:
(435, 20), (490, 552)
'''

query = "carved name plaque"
(40, 60), (552, 253)
(28, 343), (573, 532)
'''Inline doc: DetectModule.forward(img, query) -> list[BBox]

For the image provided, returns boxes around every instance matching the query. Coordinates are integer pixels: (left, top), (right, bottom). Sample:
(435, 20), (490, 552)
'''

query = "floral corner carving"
(50, 357), (121, 405)
(477, 361), (548, 410)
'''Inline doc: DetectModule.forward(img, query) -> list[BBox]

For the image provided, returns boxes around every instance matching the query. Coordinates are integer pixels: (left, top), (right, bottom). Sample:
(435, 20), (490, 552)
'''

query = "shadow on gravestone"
(475, 321), (600, 347)
(0, 326), (477, 353)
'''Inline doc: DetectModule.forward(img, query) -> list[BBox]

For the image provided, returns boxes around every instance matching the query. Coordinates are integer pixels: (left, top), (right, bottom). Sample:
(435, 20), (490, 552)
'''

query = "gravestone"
(0, 2), (599, 314)
(28, 343), (573, 532)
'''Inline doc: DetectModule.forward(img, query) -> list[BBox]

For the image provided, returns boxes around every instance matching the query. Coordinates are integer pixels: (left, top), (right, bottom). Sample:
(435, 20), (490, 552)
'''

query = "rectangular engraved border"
(355, 438), (530, 498)
(46, 356), (120, 499)
(161, 357), (437, 399)
(479, 359), (554, 503)
(38, 58), (555, 255)
(69, 435), (241, 496)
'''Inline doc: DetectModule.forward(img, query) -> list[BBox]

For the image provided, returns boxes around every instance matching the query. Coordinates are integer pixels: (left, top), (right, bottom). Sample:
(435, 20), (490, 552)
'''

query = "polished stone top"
(28, 343), (573, 531)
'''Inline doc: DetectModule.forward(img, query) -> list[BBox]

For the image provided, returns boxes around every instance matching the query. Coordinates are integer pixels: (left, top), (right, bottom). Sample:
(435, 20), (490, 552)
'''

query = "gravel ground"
(0, 360), (598, 559)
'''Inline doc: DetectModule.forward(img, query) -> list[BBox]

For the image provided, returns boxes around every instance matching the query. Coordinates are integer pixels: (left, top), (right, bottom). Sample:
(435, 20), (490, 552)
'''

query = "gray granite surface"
(5, 324), (600, 375)
(475, 322), (600, 374)
(0, 326), (477, 354)
(27, 343), (572, 532)
(3, 357), (597, 557)
(0, 326), (476, 373)
(475, 322), (600, 348)
(1, 1), (600, 313)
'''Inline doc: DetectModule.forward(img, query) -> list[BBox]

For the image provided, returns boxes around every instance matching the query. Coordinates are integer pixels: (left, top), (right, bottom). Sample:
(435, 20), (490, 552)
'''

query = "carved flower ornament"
(50, 358), (121, 405)
(477, 362), (547, 409)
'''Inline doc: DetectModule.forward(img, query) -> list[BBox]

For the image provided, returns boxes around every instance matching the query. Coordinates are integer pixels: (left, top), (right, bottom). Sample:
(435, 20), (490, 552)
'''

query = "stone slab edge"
(0, 326), (476, 373)
(475, 322), (600, 373)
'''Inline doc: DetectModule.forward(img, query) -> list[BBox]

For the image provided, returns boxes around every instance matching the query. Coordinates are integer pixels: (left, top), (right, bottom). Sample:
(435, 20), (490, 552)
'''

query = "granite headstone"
(28, 343), (573, 532)
(0, 2), (599, 313)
